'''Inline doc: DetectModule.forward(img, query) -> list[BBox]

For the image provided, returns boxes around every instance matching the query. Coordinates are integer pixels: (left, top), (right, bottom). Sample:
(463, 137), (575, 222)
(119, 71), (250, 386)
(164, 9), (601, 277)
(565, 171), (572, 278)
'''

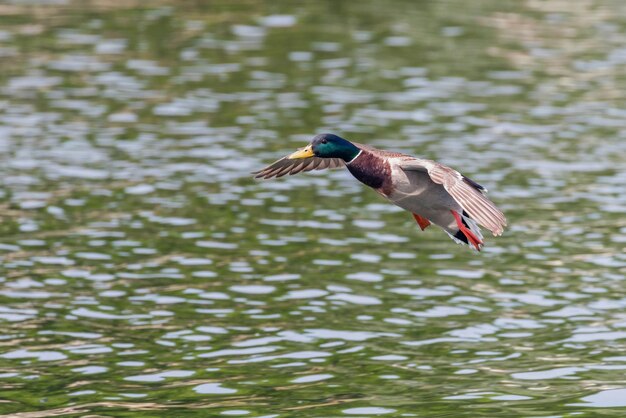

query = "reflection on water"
(0, 0), (625, 416)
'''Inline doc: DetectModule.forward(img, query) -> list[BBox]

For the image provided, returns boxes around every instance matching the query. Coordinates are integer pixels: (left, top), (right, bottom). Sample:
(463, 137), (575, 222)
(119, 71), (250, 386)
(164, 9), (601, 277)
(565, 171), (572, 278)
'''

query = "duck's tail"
(446, 210), (484, 251)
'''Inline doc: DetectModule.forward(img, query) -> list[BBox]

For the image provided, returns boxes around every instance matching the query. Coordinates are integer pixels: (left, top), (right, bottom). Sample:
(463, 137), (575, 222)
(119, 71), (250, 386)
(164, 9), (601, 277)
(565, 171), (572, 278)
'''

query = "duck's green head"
(288, 133), (360, 162)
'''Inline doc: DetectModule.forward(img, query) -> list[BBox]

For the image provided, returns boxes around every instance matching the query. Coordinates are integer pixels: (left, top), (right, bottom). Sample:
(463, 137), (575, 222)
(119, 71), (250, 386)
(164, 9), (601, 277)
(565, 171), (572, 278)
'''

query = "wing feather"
(399, 158), (507, 236)
(253, 155), (345, 179)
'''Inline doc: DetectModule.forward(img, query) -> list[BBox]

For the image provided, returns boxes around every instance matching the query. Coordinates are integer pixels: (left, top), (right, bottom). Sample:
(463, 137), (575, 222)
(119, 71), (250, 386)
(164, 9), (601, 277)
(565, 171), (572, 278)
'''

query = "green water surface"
(0, 1), (625, 417)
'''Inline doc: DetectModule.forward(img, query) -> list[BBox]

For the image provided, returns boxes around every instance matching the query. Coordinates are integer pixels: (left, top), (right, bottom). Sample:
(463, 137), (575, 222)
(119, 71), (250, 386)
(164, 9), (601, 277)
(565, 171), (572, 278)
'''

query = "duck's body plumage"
(254, 134), (506, 250)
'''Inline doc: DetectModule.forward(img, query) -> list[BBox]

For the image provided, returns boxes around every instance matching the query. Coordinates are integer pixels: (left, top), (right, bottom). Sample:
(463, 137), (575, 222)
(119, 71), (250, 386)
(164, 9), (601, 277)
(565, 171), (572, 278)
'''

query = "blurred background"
(0, 0), (625, 416)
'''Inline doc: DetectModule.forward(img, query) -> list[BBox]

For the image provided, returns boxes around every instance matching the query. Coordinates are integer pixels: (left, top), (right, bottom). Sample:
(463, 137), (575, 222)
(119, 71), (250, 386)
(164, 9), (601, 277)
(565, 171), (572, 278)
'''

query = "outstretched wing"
(399, 158), (507, 236)
(253, 154), (345, 179)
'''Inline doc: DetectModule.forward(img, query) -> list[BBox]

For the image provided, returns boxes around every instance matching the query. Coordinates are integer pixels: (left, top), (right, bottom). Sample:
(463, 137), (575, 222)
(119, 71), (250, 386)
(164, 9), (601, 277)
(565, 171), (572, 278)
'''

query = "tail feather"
(448, 211), (484, 251)
(461, 213), (483, 241)
(447, 230), (469, 246)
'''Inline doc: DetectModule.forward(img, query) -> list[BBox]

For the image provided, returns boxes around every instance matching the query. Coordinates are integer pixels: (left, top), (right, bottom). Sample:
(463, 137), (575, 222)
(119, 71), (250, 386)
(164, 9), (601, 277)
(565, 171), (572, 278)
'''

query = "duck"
(253, 133), (506, 251)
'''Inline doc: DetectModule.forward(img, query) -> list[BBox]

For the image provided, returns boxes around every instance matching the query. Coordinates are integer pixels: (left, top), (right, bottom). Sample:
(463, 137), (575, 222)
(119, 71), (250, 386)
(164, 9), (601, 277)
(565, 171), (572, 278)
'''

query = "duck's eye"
(321, 139), (327, 144)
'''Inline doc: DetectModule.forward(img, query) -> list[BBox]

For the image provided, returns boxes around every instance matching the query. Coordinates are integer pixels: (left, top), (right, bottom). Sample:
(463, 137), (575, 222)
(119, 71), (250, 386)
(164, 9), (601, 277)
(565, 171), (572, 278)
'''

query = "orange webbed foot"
(412, 213), (431, 231)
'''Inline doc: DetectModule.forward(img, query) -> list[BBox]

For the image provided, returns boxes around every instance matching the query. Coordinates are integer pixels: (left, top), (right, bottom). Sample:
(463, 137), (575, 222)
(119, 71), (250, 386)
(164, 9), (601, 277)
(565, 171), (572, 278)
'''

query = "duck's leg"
(450, 210), (482, 251)
(412, 213), (431, 231)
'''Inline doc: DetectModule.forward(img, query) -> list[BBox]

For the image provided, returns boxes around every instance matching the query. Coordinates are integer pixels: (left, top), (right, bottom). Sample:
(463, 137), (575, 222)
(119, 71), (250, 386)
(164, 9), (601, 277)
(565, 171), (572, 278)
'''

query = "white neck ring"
(346, 150), (362, 165)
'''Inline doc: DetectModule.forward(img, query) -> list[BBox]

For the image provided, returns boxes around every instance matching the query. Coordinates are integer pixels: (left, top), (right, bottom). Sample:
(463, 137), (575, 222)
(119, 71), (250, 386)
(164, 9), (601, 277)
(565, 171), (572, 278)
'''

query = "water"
(0, 0), (624, 416)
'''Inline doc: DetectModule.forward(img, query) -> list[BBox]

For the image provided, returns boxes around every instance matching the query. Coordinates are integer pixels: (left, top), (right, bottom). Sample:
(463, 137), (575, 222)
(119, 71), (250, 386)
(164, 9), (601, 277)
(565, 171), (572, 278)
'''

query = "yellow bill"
(287, 144), (314, 159)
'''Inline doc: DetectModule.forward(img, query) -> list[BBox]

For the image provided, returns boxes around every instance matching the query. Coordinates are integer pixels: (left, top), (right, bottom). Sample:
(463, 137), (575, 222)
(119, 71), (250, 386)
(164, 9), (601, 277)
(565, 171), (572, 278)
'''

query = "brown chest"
(346, 151), (393, 195)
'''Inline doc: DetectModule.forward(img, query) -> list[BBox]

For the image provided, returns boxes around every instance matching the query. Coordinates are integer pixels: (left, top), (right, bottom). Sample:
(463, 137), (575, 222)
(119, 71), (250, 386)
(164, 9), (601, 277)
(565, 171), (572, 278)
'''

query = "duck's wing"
(399, 158), (507, 236)
(253, 154), (345, 179)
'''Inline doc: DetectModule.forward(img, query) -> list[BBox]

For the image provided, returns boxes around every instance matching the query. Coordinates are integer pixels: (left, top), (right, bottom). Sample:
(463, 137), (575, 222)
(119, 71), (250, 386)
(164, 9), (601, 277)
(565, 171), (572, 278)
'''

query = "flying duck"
(253, 133), (506, 250)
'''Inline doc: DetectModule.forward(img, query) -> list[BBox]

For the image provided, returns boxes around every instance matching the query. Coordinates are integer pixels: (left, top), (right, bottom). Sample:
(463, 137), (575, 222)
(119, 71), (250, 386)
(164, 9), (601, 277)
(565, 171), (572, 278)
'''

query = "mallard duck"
(253, 134), (506, 250)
